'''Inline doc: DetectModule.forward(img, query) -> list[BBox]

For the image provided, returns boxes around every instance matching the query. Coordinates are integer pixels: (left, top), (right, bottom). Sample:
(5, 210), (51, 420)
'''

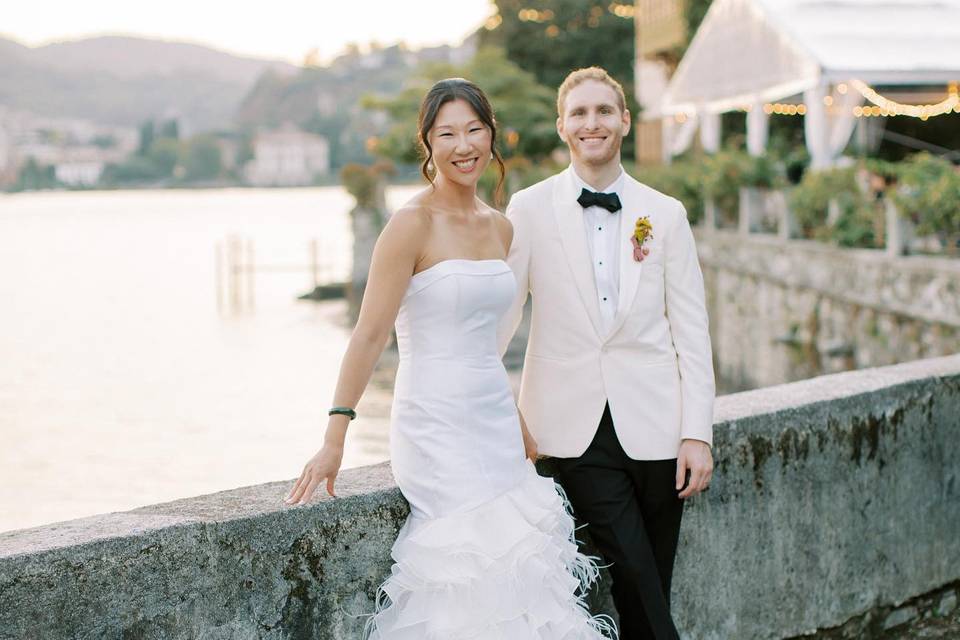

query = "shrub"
(893, 153), (960, 249)
(701, 150), (746, 226)
(633, 160), (705, 225)
(788, 166), (878, 247)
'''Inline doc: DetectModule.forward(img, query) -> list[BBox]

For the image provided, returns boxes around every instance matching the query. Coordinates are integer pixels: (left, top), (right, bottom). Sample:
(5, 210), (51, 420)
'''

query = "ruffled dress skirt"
(362, 462), (616, 639)
(365, 259), (617, 639)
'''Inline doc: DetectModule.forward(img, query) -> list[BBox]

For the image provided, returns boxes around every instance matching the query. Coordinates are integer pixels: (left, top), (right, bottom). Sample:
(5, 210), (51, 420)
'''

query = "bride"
(285, 78), (616, 639)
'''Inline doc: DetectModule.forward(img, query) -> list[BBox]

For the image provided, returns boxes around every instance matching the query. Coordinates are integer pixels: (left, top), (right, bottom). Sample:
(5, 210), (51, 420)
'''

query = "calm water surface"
(0, 186), (420, 532)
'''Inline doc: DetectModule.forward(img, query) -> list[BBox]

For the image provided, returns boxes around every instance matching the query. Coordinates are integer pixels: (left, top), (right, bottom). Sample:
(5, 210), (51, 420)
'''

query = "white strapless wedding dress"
(363, 259), (616, 639)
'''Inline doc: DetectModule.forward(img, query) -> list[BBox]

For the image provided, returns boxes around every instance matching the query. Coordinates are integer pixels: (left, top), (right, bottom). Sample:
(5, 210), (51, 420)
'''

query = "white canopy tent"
(660, 0), (960, 167)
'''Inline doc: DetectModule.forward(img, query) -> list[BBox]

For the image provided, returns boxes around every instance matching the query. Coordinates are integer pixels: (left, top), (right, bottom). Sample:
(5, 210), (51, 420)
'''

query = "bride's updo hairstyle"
(417, 77), (506, 204)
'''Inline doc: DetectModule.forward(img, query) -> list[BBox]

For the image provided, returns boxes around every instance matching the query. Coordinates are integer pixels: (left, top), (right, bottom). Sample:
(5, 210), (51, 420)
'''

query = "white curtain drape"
(804, 82), (863, 170)
(662, 115), (700, 162)
(699, 112), (722, 153)
(746, 100), (769, 156)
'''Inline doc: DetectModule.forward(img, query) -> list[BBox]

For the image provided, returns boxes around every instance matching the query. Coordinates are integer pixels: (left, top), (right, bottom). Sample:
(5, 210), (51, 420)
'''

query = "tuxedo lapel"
(552, 168), (604, 338)
(606, 176), (647, 340)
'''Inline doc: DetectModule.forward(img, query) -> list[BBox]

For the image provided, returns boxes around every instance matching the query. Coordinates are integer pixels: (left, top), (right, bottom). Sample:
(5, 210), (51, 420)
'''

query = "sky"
(1, 0), (495, 65)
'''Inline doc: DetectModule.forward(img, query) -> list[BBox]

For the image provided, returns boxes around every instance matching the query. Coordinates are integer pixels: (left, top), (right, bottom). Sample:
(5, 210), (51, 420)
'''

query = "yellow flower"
(633, 216), (653, 244)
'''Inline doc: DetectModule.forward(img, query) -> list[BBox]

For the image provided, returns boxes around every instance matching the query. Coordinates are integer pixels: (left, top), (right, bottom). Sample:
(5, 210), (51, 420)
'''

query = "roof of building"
(662, 0), (960, 114)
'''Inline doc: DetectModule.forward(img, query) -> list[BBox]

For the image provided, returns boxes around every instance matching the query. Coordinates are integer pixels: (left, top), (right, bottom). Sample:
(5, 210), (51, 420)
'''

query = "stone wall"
(695, 229), (960, 393)
(1, 355), (958, 639)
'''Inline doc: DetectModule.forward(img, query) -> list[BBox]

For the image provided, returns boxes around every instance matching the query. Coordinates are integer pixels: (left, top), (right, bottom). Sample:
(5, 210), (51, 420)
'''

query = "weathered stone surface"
(883, 607), (919, 631)
(0, 464), (407, 639)
(1, 355), (959, 639)
(695, 229), (960, 392)
(938, 591), (957, 617)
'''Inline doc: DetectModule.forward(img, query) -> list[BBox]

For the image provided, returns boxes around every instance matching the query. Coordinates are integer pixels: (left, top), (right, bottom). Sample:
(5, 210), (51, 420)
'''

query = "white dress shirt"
(572, 165), (625, 335)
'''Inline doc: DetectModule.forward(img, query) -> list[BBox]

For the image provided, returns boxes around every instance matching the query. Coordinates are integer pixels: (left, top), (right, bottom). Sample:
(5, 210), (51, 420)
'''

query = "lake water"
(0, 186), (422, 533)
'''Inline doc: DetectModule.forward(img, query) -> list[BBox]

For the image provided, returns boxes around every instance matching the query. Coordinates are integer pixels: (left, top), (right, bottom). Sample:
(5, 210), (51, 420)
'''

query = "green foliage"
(701, 150), (747, 226)
(102, 156), (169, 184)
(367, 47), (557, 168)
(787, 167), (870, 244)
(741, 154), (778, 188)
(137, 120), (155, 155)
(181, 135), (222, 182)
(158, 118), (180, 140)
(481, 1), (635, 94)
(146, 138), (180, 177)
(341, 160), (396, 209)
(481, 1), (637, 156)
(11, 158), (57, 191)
(893, 153), (960, 244)
(505, 156), (564, 193)
(632, 160), (705, 225)
(831, 197), (879, 249)
(783, 147), (810, 185)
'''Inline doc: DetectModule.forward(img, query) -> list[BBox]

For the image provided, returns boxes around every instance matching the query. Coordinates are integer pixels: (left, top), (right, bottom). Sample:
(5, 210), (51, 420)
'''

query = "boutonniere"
(631, 216), (653, 262)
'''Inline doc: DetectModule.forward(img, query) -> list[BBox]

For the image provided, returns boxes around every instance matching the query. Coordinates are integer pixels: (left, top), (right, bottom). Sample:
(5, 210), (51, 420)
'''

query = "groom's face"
(557, 80), (631, 168)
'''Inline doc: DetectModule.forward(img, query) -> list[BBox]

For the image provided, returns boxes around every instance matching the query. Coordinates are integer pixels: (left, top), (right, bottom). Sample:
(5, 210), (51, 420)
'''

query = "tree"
(137, 120), (155, 156)
(181, 135), (223, 182)
(158, 118), (180, 140)
(12, 158), (57, 191)
(481, 2), (635, 96)
(481, 1), (638, 155)
(146, 139), (180, 177)
(367, 47), (558, 166)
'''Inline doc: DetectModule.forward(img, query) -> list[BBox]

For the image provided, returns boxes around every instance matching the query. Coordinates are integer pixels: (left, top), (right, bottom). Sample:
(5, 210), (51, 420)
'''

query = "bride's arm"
(494, 211), (538, 462)
(285, 208), (429, 505)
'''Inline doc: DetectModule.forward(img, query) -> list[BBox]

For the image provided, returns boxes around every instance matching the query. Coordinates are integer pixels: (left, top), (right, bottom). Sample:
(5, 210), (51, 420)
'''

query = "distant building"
(54, 155), (105, 187)
(244, 123), (330, 187)
(0, 106), (136, 187)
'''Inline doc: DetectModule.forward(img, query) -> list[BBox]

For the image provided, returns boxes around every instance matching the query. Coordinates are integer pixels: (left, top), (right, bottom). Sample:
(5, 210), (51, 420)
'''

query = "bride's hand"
(285, 443), (344, 505)
(519, 412), (538, 461)
(522, 428), (539, 462)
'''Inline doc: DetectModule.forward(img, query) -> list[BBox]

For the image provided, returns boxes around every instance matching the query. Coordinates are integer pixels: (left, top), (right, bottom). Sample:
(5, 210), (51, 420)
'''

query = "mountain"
(235, 39), (479, 168)
(0, 35), (298, 131)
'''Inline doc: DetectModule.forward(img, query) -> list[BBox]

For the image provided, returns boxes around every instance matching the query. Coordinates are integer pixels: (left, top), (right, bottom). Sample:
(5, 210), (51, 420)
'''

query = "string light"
(670, 82), (958, 122)
(850, 79), (959, 120)
(753, 81), (959, 119)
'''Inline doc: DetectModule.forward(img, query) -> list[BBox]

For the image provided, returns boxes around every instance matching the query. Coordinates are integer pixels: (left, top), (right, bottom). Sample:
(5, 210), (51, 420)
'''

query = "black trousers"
(554, 403), (684, 640)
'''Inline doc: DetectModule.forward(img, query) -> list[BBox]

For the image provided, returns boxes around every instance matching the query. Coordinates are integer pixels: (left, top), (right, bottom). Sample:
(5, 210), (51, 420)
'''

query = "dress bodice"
(394, 259), (515, 364)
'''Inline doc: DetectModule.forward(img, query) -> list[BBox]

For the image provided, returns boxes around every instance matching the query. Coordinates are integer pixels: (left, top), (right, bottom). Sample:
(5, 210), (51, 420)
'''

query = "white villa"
(244, 124), (330, 187)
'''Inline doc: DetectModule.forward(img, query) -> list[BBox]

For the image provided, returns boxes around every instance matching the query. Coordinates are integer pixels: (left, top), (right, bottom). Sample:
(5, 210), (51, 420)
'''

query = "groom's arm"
(497, 192), (532, 357)
(663, 200), (716, 447)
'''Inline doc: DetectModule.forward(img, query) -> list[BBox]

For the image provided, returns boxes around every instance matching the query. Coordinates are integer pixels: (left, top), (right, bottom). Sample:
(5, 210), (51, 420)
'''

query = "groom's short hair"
(557, 67), (627, 116)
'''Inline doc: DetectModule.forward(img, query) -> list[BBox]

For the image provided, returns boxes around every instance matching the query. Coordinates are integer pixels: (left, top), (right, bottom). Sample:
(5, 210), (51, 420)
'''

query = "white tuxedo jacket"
(497, 167), (715, 460)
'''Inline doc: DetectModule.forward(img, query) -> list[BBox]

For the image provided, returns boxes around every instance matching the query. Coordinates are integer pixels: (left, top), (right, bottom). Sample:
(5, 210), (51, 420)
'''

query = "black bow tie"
(577, 188), (622, 213)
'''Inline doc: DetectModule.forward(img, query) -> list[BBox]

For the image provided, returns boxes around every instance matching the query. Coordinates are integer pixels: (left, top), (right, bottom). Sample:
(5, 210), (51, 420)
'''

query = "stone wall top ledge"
(0, 462), (402, 562)
(2, 355), (957, 566)
(693, 229), (960, 273)
(714, 353), (960, 425)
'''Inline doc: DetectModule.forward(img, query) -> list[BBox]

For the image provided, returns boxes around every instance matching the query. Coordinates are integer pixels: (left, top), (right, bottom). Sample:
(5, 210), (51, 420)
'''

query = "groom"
(497, 67), (715, 640)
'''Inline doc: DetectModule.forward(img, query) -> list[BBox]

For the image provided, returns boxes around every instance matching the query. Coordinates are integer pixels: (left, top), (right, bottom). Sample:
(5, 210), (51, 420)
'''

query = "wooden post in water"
(229, 235), (242, 312)
(245, 237), (255, 310)
(215, 241), (224, 312)
(310, 238), (320, 290)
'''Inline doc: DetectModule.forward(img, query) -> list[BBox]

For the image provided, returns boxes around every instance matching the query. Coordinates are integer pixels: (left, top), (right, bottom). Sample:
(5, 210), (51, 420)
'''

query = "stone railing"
(2, 355), (959, 639)
(710, 186), (952, 258)
(695, 229), (960, 392)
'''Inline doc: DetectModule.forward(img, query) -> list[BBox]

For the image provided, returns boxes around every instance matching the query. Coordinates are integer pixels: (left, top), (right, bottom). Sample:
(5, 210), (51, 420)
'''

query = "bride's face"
(428, 99), (492, 189)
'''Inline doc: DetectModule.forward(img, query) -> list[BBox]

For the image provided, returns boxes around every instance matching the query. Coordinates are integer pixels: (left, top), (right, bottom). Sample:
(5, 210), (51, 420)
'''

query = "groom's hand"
(676, 439), (713, 499)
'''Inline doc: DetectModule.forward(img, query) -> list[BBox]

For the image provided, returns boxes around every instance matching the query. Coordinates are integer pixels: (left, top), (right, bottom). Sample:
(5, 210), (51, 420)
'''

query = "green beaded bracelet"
(328, 406), (357, 420)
